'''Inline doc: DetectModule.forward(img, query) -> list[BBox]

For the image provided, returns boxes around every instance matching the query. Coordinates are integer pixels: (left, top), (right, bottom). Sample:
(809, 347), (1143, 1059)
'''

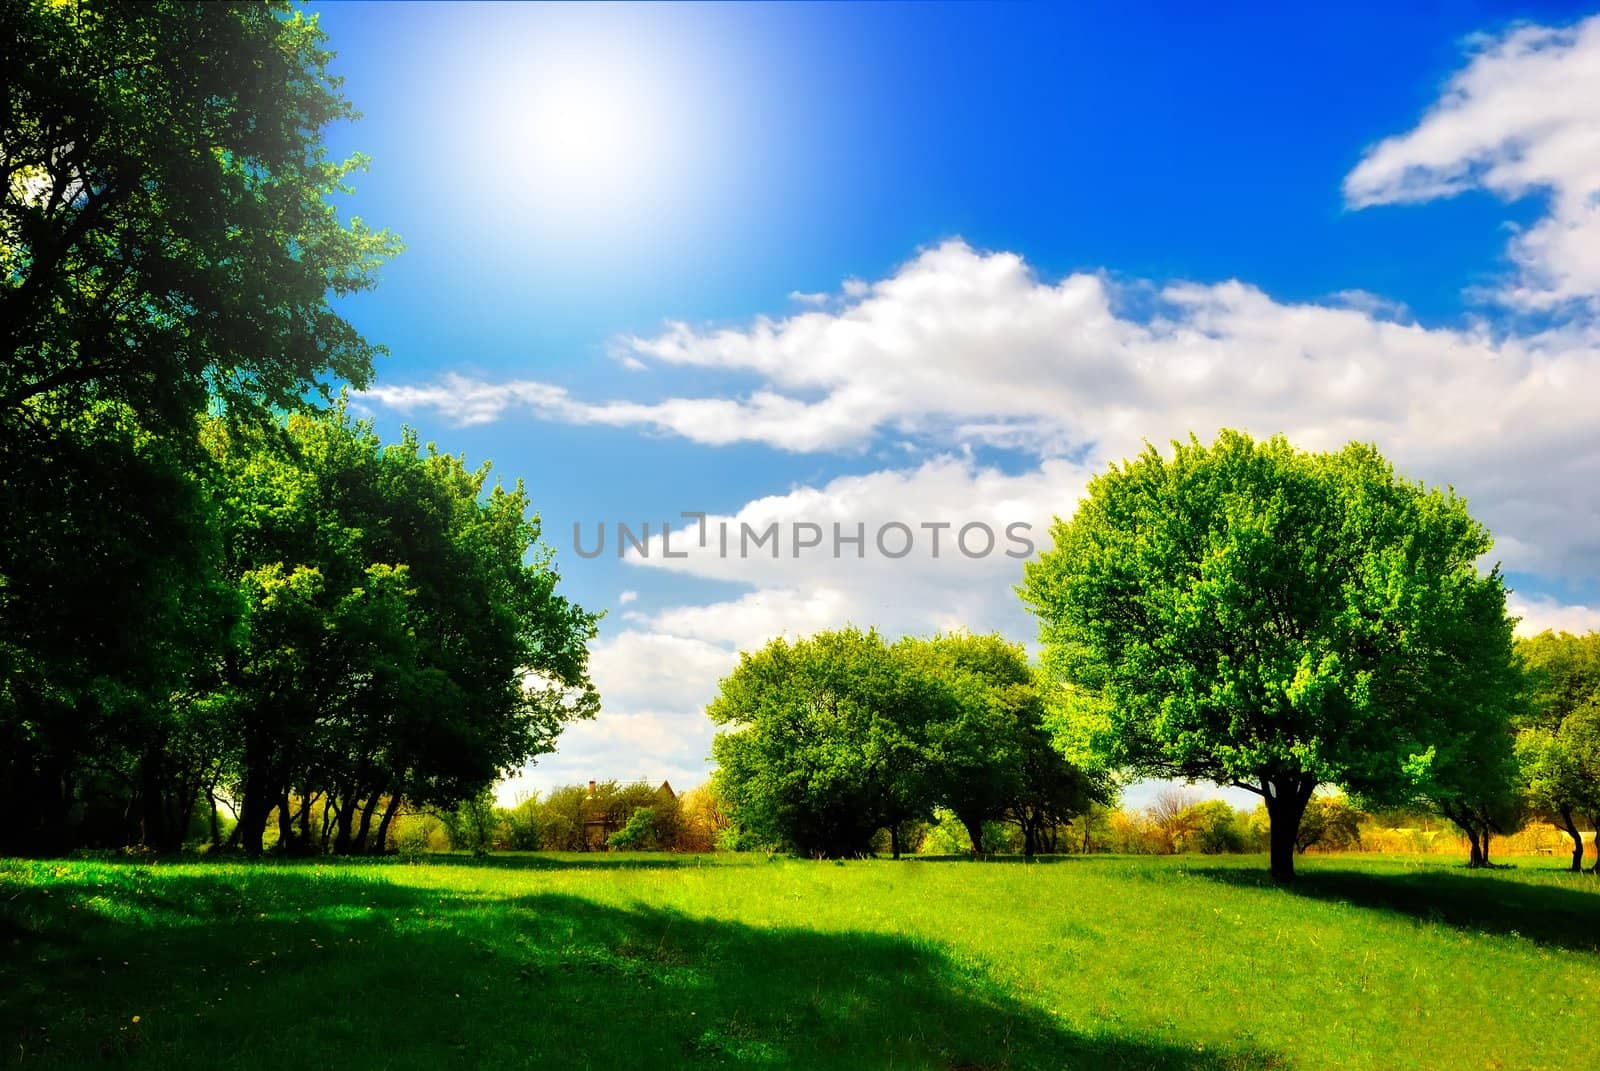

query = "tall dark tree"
(1021, 430), (1520, 881)
(2, 0), (397, 853)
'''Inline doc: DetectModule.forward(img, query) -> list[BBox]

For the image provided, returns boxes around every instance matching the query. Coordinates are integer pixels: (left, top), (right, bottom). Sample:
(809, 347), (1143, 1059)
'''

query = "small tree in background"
(1515, 631), (1600, 871)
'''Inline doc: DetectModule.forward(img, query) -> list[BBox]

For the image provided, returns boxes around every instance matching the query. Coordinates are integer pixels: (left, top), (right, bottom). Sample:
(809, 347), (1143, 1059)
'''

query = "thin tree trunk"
(353, 792), (381, 854)
(278, 791), (296, 853)
(373, 794), (402, 854)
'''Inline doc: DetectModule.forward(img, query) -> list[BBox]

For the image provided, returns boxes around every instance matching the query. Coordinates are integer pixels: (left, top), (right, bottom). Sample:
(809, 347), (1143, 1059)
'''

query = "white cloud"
(1508, 593), (1600, 637)
(1345, 15), (1600, 309)
(617, 589), (638, 605)
(370, 240), (1600, 575)
(452, 13), (1600, 797)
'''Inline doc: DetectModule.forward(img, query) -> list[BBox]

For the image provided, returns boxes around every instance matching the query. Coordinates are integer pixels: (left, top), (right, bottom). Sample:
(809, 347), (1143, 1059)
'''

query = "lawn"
(2, 853), (1596, 1070)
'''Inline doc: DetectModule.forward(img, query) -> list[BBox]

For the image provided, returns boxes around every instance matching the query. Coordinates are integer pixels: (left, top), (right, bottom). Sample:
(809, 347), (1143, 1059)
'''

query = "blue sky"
(311, 2), (1600, 804)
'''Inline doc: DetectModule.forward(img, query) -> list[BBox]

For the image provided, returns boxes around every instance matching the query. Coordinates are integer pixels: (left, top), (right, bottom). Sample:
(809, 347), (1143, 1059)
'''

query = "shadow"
(0, 863), (1289, 1070)
(1188, 863), (1600, 954)
(416, 851), (716, 872)
(906, 854), (1088, 865)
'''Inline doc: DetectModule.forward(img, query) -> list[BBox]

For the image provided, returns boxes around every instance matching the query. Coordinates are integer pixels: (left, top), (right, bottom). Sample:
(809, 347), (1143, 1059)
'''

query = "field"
(3, 853), (1597, 1070)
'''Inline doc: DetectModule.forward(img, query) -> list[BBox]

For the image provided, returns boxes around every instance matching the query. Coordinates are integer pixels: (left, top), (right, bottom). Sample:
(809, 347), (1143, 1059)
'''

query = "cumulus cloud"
(370, 239), (1600, 574)
(1508, 593), (1600, 637)
(1345, 15), (1600, 309)
(397, 12), (1600, 797)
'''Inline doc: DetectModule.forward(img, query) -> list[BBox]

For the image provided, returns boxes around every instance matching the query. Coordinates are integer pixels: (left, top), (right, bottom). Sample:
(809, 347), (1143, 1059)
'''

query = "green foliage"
(1021, 430), (1519, 879)
(0, 0), (411, 856)
(498, 797), (543, 851)
(2, 0), (401, 429)
(442, 790), (501, 856)
(1514, 631), (1600, 868)
(710, 628), (1103, 858)
(710, 628), (952, 857)
(607, 807), (663, 851)
(1290, 796), (1364, 853)
(204, 405), (598, 855)
(1186, 800), (1254, 855)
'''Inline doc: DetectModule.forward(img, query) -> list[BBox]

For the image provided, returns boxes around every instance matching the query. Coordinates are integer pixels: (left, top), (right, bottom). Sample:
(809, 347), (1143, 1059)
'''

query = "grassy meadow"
(3, 852), (1597, 1070)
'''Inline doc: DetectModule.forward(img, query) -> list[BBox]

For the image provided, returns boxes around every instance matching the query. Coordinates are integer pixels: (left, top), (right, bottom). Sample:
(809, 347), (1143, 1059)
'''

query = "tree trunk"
(353, 793), (381, 854)
(1263, 777), (1314, 883)
(333, 790), (359, 855)
(961, 814), (985, 856)
(139, 748), (171, 853)
(277, 791), (297, 853)
(373, 794), (402, 854)
(236, 734), (278, 857)
(889, 824), (901, 860)
(1556, 806), (1583, 871)
(236, 783), (273, 857)
(1466, 827), (1484, 867)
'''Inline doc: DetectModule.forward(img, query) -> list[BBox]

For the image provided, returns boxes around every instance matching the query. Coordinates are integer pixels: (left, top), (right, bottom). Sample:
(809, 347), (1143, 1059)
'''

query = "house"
(580, 778), (675, 850)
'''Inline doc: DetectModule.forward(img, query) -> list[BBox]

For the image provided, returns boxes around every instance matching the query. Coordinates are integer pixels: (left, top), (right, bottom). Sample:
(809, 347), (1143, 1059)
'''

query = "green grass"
(3, 853), (1597, 1069)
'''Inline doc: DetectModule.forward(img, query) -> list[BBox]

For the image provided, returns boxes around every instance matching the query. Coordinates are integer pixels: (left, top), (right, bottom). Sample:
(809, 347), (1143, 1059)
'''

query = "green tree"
(1293, 796), (1364, 853)
(1, 0), (397, 854)
(1187, 800), (1250, 855)
(898, 633), (1030, 854)
(0, 405), (227, 853)
(2, 0), (399, 428)
(1021, 431), (1519, 881)
(207, 406), (598, 855)
(1515, 631), (1600, 870)
(709, 628), (950, 858)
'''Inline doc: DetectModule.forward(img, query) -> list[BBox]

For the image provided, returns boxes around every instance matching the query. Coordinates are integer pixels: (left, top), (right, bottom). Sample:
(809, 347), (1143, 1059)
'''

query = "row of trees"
(1, 2), (597, 855)
(708, 630), (1109, 858)
(707, 432), (1559, 881)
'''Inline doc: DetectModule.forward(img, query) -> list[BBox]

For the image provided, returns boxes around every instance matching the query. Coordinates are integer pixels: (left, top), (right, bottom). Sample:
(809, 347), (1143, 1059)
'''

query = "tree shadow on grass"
(417, 851), (715, 872)
(0, 865), (1289, 1070)
(1188, 864), (1600, 954)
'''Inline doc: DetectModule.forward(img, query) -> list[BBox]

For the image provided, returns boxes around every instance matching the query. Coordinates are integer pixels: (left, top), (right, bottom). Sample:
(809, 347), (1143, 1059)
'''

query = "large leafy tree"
(1020, 430), (1519, 881)
(1, 0), (398, 853)
(2, 0), (399, 427)
(710, 628), (952, 858)
(206, 406), (599, 855)
(0, 405), (227, 852)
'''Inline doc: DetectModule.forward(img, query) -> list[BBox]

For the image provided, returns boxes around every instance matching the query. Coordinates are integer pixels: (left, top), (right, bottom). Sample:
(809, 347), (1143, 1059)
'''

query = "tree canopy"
(709, 628), (1103, 858)
(2, 0), (399, 428)
(1020, 430), (1519, 880)
(1515, 631), (1600, 870)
